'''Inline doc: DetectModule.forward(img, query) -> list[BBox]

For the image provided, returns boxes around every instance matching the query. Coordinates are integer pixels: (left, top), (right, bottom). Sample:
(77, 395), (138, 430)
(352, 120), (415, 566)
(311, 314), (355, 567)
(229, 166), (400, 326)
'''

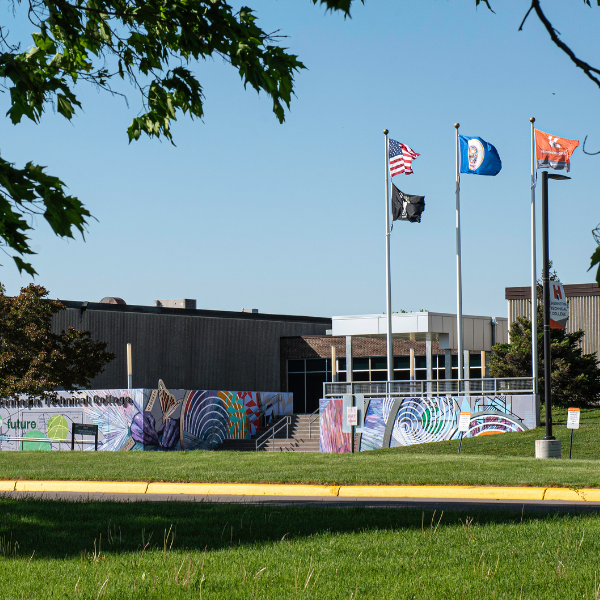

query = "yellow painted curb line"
(543, 488), (600, 502)
(4, 481), (600, 502)
(14, 481), (149, 494)
(339, 485), (546, 500)
(147, 483), (340, 497)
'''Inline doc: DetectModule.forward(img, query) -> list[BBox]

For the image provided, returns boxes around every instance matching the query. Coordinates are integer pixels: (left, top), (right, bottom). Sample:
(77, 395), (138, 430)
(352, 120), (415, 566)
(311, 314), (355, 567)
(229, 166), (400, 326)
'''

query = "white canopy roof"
(330, 312), (508, 352)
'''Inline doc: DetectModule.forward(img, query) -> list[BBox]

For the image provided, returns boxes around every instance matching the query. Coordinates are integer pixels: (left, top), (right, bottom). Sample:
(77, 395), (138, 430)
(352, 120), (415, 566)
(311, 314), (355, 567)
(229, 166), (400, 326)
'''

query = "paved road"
(4, 490), (600, 512)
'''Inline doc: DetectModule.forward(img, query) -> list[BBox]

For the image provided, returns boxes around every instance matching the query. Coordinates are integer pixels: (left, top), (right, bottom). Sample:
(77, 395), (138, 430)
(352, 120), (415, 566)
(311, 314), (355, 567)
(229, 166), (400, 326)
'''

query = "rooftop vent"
(242, 308), (259, 314)
(100, 297), (126, 305)
(155, 299), (197, 310)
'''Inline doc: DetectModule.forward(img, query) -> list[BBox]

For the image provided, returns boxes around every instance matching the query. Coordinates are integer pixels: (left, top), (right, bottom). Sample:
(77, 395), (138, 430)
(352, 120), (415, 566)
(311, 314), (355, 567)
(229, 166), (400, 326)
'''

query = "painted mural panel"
(319, 398), (351, 453)
(0, 384), (292, 451)
(322, 395), (536, 453)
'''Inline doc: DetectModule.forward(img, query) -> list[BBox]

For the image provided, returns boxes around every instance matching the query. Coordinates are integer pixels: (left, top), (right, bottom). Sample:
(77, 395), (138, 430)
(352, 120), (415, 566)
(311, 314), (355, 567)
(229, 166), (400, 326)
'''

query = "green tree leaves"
(589, 246), (600, 286)
(0, 285), (114, 400)
(489, 307), (600, 406)
(0, 157), (90, 275)
(0, 0), (331, 273)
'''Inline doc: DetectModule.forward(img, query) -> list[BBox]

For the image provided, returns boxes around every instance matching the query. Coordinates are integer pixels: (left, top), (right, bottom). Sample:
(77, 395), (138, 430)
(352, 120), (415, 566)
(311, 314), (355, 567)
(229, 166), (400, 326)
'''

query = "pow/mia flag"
(392, 184), (425, 223)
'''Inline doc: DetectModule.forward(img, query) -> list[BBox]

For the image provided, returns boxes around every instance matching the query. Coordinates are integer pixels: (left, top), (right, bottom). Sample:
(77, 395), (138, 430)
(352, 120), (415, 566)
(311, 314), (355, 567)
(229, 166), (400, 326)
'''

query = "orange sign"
(535, 129), (579, 172)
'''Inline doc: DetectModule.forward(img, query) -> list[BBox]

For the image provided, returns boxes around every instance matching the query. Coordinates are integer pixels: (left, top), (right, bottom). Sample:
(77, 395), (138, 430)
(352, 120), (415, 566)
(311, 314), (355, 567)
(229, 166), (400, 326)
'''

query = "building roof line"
(56, 300), (332, 325)
(505, 283), (600, 300)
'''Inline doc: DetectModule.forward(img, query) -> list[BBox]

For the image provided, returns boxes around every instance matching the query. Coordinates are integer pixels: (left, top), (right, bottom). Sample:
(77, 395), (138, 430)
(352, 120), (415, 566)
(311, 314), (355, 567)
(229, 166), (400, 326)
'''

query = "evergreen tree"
(489, 305), (600, 407)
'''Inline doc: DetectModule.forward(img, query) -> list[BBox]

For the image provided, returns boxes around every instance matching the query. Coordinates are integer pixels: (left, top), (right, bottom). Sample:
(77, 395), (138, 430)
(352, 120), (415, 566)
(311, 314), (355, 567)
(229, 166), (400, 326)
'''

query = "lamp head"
(548, 174), (571, 180)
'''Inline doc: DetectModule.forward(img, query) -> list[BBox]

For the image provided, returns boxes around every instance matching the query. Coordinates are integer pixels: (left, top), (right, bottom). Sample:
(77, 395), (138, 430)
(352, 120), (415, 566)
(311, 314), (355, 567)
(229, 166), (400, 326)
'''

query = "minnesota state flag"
(459, 135), (502, 176)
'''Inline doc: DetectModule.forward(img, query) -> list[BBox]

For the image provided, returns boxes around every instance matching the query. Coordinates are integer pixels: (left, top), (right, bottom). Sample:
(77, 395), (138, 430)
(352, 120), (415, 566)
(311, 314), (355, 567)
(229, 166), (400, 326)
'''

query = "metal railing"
(255, 416), (291, 451)
(0, 436), (88, 444)
(308, 406), (320, 439)
(259, 393), (284, 430)
(323, 377), (535, 398)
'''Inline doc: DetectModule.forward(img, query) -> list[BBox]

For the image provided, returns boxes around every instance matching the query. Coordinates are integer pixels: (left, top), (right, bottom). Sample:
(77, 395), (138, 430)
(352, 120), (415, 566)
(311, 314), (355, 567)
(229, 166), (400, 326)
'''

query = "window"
(394, 357), (410, 370)
(468, 352), (483, 379)
(352, 358), (369, 371)
(288, 353), (476, 403)
(338, 354), (442, 381)
(286, 359), (331, 413)
(370, 357), (387, 371)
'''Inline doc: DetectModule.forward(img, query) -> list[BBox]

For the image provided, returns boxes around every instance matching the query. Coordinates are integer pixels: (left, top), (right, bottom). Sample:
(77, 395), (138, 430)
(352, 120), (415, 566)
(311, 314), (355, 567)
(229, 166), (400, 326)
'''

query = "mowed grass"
(1, 497), (600, 599)
(386, 406), (600, 458)
(1, 407), (599, 488)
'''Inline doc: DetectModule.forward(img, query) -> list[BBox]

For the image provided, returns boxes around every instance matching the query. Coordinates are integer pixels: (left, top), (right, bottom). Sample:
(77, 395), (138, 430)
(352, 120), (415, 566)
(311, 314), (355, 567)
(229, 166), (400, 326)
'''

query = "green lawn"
(1, 407), (599, 488)
(386, 406), (600, 458)
(1, 497), (600, 599)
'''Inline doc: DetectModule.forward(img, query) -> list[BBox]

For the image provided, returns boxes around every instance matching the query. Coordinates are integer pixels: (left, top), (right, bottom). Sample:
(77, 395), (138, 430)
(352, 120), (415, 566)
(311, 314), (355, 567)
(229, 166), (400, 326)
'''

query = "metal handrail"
(0, 436), (96, 444)
(308, 406), (320, 439)
(324, 377), (535, 398)
(259, 393), (283, 429)
(255, 416), (291, 451)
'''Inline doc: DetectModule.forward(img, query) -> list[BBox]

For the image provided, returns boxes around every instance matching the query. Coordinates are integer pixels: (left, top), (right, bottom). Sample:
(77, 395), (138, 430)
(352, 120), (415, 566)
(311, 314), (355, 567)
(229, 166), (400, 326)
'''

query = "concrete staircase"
(214, 414), (320, 452)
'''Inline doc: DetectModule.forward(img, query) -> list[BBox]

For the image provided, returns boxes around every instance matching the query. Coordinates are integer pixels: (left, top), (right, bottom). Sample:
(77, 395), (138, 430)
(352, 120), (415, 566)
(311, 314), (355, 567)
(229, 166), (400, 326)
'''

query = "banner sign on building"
(550, 282), (568, 329)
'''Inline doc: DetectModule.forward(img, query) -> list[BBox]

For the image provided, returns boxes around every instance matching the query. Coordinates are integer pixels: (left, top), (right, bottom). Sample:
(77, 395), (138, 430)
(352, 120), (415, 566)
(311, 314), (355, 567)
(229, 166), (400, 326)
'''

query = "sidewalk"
(2, 480), (600, 502)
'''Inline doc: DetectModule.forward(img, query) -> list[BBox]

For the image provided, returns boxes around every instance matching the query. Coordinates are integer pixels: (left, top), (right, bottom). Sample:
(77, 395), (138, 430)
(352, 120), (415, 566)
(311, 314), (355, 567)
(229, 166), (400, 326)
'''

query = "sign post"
(457, 411), (471, 455)
(71, 423), (99, 451)
(566, 408), (580, 459)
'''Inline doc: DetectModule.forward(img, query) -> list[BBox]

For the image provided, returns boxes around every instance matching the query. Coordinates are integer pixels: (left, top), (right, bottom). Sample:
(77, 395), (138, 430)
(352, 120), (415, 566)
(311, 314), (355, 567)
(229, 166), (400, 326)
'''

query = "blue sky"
(0, 0), (598, 319)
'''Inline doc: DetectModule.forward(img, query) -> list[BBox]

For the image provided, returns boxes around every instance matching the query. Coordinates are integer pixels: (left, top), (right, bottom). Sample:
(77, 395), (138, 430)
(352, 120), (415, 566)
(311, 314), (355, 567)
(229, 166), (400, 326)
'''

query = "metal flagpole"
(454, 123), (464, 389)
(383, 129), (393, 382)
(530, 117), (538, 397)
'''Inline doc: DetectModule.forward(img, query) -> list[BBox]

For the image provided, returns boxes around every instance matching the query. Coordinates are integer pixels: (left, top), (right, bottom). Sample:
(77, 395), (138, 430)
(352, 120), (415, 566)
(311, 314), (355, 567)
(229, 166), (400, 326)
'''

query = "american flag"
(389, 139), (420, 176)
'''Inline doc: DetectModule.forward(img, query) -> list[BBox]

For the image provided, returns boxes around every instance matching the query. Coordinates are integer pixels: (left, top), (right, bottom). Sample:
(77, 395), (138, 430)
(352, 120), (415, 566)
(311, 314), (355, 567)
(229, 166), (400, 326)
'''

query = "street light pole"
(536, 170), (570, 457)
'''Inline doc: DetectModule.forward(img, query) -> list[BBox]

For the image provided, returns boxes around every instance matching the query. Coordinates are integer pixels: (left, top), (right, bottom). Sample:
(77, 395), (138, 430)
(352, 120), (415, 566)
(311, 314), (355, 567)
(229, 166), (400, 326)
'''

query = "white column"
(345, 336), (353, 383)
(426, 335), (433, 396)
(445, 350), (452, 381)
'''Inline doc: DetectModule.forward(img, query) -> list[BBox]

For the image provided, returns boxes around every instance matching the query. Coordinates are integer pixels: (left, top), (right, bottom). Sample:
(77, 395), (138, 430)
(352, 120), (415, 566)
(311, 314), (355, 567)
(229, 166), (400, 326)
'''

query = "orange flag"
(535, 129), (579, 172)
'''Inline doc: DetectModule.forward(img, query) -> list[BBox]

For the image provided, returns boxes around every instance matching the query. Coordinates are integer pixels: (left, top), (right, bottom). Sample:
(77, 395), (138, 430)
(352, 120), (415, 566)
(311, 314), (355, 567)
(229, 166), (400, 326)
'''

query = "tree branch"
(583, 135), (600, 155)
(524, 0), (600, 89)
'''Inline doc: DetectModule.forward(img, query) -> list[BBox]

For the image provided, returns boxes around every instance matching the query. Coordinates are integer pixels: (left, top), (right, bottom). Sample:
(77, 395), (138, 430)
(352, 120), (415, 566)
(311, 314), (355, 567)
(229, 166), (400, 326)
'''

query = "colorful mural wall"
(0, 382), (292, 451)
(320, 395), (536, 453)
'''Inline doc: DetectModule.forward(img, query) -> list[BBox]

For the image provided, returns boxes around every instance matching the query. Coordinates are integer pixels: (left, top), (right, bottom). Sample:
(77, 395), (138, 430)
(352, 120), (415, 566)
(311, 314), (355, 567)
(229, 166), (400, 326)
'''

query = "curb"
(2, 481), (600, 502)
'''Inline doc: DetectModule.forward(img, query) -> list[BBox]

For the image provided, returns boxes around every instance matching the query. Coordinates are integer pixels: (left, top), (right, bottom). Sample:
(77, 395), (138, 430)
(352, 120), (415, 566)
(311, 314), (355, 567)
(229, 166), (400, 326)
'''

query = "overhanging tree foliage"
(0, 284), (115, 400)
(0, 0), (358, 275)
(0, 0), (598, 275)
(489, 306), (600, 407)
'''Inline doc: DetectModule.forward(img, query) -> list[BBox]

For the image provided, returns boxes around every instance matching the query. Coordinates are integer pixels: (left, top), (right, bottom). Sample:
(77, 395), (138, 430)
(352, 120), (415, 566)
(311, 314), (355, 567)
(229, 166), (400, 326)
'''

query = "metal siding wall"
(52, 309), (329, 391)
(508, 296), (600, 359)
(508, 299), (532, 323)
(568, 296), (600, 358)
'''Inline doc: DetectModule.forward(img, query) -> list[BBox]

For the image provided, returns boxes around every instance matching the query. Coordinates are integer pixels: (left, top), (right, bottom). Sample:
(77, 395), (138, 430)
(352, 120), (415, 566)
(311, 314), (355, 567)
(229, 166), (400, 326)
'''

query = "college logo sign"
(550, 282), (568, 329)
(535, 129), (579, 172)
